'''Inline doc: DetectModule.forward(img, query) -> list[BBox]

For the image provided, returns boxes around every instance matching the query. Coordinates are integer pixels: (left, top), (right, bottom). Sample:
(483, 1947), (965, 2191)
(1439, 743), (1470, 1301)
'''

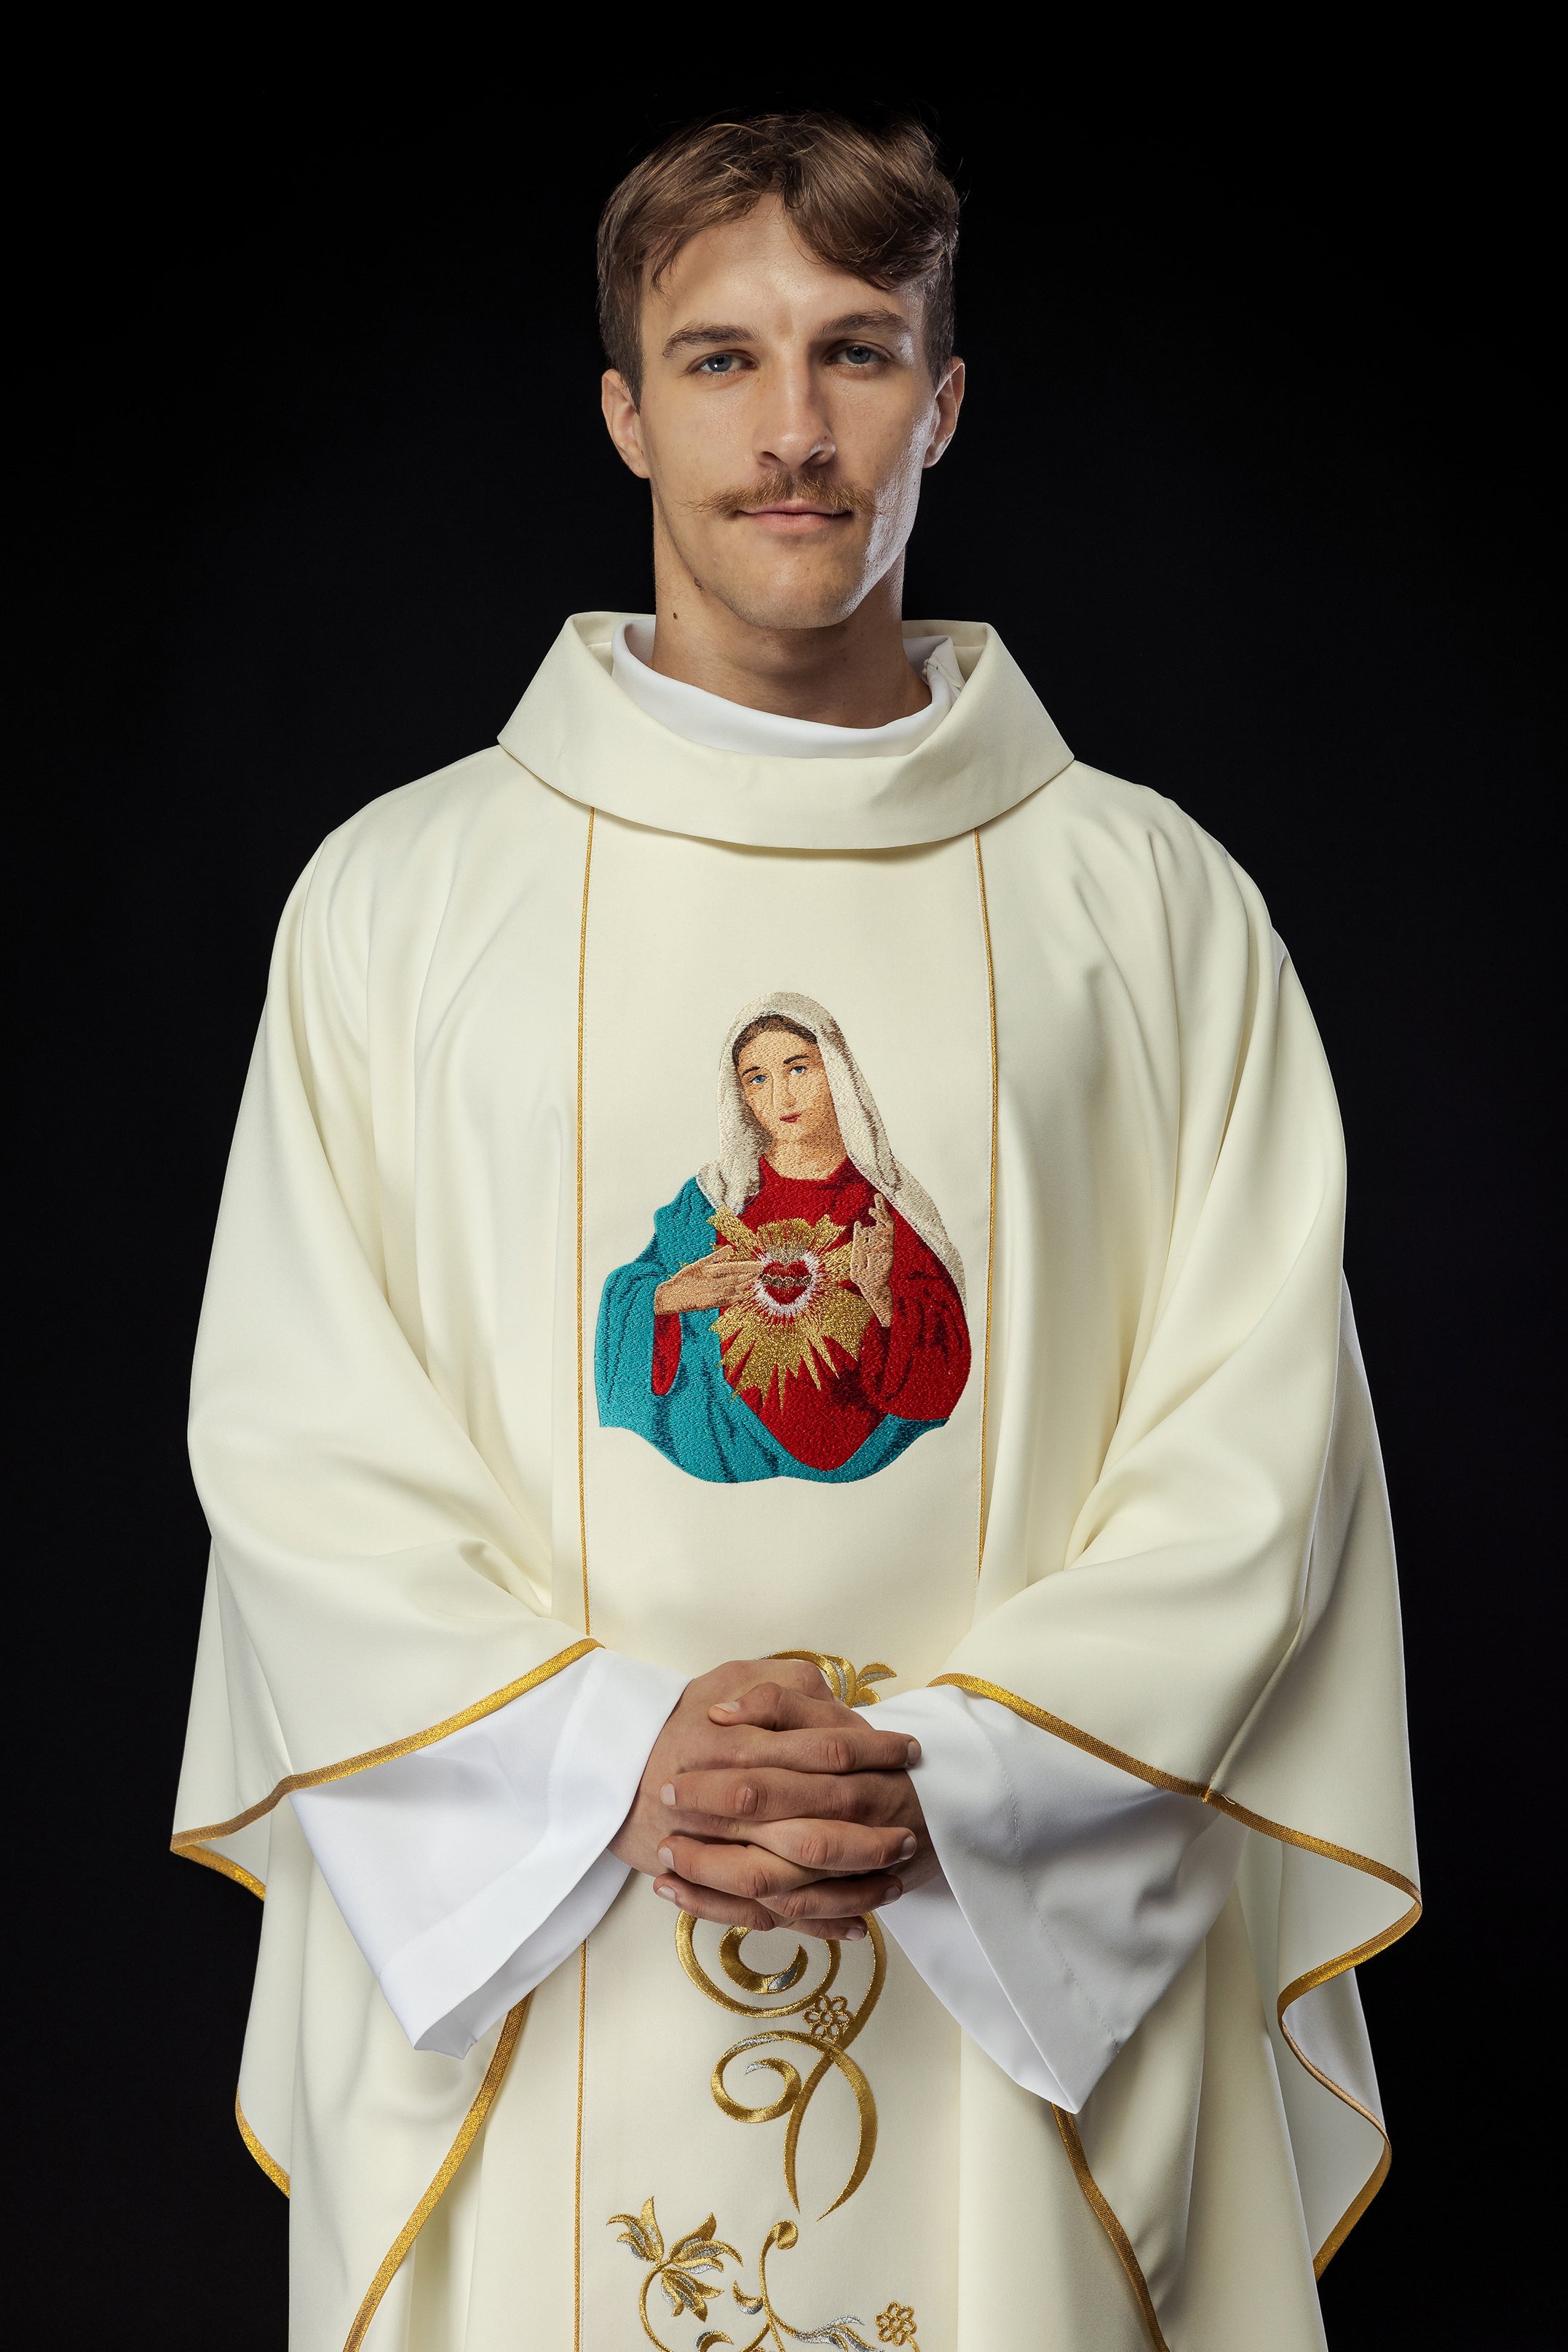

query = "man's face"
(602, 197), (962, 633)
(737, 1032), (844, 1157)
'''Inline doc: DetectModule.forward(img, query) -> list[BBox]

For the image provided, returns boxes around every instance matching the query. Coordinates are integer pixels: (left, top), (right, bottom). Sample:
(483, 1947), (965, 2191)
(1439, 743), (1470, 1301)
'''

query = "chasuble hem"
(170, 1638), (600, 1851)
(933, 1671), (1421, 2281)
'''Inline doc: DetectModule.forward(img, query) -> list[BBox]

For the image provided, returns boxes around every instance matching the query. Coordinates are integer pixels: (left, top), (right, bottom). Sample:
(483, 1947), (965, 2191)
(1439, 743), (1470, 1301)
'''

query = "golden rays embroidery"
(675, 1916), (886, 2217)
(707, 1205), (874, 1406)
(609, 2199), (918, 2351)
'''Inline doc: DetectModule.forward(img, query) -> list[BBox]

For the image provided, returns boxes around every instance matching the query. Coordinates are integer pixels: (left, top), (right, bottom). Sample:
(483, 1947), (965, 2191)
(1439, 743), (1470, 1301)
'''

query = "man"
(174, 111), (1418, 2351)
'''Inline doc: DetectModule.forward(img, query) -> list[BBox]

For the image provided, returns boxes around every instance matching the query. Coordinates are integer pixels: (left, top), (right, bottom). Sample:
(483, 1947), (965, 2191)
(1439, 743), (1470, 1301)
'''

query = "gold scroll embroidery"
(675, 1915), (886, 2217)
(766, 1652), (895, 1708)
(609, 2198), (916, 2352)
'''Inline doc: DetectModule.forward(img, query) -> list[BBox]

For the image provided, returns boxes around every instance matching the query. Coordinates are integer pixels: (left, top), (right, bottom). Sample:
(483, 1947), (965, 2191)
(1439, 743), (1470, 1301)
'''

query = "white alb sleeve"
(290, 1648), (686, 2057)
(868, 1686), (1245, 2110)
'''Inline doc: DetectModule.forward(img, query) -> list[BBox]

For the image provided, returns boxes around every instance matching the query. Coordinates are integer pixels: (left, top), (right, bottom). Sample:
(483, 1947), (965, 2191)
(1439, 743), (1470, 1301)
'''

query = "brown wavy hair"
(597, 111), (959, 402)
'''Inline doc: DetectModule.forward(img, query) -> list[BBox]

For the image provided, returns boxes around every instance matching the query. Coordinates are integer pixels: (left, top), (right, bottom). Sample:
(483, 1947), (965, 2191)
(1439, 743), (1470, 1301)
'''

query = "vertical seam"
(973, 826), (999, 1577)
(576, 807), (595, 1636)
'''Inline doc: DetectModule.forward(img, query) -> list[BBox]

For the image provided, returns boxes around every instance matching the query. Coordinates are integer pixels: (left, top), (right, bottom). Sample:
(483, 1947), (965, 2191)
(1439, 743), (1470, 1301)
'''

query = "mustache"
(684, 469), (879, 522)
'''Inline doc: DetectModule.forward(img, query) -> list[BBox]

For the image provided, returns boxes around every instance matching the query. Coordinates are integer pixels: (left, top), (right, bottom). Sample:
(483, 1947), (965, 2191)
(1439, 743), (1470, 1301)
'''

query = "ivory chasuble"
(174, 613), (1418, 2351)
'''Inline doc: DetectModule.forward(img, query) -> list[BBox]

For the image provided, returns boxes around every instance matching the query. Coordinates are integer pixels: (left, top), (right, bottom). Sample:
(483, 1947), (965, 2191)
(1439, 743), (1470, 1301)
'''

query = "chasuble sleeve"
(175, 830), (619, 1865)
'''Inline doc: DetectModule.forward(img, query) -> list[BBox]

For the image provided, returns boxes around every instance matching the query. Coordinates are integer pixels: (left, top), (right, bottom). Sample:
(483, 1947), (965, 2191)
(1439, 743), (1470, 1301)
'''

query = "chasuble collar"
(496, 611), (1074, 850)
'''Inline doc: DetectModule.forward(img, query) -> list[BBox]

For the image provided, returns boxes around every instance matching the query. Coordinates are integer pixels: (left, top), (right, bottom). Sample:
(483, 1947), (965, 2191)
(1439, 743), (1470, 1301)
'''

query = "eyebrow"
(662, 322), (753, 357)
(661, 308), (914, 361)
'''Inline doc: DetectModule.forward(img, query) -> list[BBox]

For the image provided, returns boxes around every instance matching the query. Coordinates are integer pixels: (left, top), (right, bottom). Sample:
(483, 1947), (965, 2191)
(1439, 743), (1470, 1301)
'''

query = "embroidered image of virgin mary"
(595, 992), (970, 1484)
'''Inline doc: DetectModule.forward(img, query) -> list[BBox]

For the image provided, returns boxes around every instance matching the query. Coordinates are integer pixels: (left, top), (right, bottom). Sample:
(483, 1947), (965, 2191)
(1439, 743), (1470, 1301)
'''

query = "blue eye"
(697, 353), (742, 373)
(839, 345), (877, 366)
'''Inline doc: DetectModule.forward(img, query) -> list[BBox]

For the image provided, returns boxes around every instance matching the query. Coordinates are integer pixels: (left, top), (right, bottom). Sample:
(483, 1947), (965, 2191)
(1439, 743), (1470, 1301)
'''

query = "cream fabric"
(178, 614), (1414, 2351)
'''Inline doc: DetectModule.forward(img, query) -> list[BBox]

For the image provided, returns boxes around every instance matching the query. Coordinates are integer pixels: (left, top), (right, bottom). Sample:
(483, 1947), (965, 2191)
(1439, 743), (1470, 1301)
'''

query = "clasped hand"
(610, 1658), (935, 1941)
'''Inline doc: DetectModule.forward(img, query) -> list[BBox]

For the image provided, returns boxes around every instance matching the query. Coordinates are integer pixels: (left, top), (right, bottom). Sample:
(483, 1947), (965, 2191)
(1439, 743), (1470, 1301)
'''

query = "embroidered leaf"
(696, 2335), (734, 2351)
(607, 2206), (661, 2265)
(660, 2266), (713, 2320)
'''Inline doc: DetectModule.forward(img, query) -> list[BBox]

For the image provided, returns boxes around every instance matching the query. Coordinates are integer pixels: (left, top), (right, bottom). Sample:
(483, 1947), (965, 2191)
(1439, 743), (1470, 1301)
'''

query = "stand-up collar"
(498, 612), (1073, 851)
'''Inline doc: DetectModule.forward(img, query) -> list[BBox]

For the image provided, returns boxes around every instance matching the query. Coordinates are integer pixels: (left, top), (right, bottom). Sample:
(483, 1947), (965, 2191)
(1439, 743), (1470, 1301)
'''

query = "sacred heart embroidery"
(594, 992), (970, 1485)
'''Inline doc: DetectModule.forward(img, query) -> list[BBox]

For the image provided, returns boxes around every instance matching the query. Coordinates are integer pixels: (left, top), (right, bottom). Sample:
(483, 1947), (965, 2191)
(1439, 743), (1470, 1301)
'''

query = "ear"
(601, 369), (652, 480)
(922, 357), (966, 470)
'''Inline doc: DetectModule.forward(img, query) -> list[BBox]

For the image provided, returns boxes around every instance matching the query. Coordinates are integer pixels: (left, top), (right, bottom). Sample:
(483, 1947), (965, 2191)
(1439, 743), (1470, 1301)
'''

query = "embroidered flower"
(876, 2305), (919, 2345)
(803, 1992), (853, 2044)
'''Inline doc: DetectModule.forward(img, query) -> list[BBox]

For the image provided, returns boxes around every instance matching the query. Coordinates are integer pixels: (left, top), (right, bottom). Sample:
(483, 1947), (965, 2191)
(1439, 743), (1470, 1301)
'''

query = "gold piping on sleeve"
(574, 1938), (589, 2352)
(972, 828), (999, 1580)
(1052, 2109), (1170, 2352)
(178, 1840), (266, 1900)
(576, 806), (595, 1639)
(235, 2093), (290, 2196)
(935, 1671), (1422, 2278)
(170, 1639), (600, 1850)
(342, 1996), (529, 2352)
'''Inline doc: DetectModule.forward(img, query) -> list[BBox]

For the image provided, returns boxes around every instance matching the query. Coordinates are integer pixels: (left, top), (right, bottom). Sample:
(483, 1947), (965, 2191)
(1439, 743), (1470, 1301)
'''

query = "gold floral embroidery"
(675, 1915), (886, 2216)
(802, 1993), (852, 2045)
(875, 2305), (920, 2347)
(609, 2198), (911, 2351)
(706, 1205), (875, 1403)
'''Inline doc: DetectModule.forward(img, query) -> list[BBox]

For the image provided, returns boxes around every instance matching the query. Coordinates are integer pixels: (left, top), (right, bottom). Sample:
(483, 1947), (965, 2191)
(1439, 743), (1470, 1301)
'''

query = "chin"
(715, 562), (870, 636)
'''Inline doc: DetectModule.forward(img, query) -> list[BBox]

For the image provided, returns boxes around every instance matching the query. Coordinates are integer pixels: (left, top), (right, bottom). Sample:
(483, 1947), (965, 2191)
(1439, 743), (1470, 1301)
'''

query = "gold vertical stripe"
(576, 807), (595, 1636)
(235, 2094), (290, 2195)
(574, 1937), (589, 2351)
(1052, 2109), (1171, 2352)
(973, 827), (999, 1579)
(342, 1997), (529, 2352)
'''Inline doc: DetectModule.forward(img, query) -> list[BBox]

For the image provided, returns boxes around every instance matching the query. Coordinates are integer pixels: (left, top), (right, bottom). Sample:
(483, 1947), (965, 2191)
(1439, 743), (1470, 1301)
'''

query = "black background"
(18, 68), (1557, 2349)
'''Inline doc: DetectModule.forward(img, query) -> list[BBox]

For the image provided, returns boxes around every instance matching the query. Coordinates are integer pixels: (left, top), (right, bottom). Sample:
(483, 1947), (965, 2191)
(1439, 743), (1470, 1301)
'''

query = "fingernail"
(881, 1880), (903, 1903)
(657, 1848), (673, 1871)
(654, 1882), (678, 1901)
(712, 1701), (740, 1717)
(660, 1784), (677, 1806)
(843, 1923), (867, 1939)
(898, 1834), (916, 1858)
(905, 1741), (922, 1765)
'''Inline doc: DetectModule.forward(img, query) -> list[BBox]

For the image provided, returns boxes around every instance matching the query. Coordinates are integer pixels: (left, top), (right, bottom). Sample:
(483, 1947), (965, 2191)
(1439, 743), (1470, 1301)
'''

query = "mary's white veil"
(697, 990), (966, 1304)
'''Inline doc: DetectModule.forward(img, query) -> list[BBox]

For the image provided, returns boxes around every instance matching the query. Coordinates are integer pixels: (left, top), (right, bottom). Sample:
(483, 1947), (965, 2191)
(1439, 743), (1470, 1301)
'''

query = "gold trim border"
(1053, 2108), (1170, 2352)
(178, 1840), (266, 1900)
(342, 1996), (530, 2352)
(973, 827), (999, 1581)
(935, 1672), (1421, 2301)
(169, 1639), (600, 1851)
(236, 2094), (290, 2197)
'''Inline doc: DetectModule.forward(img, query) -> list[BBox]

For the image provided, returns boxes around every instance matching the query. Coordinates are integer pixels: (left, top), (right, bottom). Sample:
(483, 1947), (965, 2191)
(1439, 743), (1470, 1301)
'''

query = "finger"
(657, 1834), (820, 1899)
(708, 1684), (920, 1760)
(761, 1872), (903, 1920)
(732, 1817), (919, 1874)
(664, 1765), (911, 1828)
(650, 1868), (867, 1941)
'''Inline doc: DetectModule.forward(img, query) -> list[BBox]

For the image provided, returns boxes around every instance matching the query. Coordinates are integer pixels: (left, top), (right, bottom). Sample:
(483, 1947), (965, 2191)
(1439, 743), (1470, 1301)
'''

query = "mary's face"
(736, 1032), (844, 1161)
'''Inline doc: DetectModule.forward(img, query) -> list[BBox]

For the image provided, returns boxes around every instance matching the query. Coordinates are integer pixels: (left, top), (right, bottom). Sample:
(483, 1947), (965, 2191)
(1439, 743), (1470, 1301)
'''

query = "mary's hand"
(849, 1194), (895, 1327)
(654, 1248), (759, 1316)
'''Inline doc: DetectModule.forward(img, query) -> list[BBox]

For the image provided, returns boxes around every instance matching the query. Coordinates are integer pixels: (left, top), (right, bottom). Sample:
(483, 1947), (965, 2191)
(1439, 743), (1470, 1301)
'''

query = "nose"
(754, 358), (835, 478)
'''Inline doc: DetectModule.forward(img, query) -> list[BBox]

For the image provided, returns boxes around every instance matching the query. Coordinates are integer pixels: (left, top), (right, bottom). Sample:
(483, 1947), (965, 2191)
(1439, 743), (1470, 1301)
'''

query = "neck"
(646, 531), (927, 729)
(764, 1139), (847, 1181)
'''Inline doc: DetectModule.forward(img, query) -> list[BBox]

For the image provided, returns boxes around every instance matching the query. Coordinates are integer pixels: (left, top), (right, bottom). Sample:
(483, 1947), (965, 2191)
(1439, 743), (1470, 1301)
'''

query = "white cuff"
(869, 1687), (1243, 2109)
(291, 1648), (686, 2055)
